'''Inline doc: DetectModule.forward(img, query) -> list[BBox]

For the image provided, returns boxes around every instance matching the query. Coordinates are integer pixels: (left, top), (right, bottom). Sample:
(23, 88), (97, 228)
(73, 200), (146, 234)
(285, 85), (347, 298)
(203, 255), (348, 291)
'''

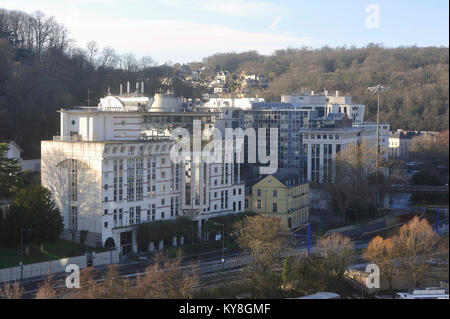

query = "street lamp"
(20, 227), (32, 282)
(367, 84), (390, 207)
(214, 222), (225, 270)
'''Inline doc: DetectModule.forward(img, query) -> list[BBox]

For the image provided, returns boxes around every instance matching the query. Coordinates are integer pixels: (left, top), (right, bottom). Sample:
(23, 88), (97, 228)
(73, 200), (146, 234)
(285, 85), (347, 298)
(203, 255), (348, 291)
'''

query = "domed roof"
(149, 93), (182, 112)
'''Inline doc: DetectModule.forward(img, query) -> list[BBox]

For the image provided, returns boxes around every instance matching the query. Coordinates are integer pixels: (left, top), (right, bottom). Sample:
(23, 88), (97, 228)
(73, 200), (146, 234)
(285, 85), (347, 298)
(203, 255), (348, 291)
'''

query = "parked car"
(137, 253), (148, 262)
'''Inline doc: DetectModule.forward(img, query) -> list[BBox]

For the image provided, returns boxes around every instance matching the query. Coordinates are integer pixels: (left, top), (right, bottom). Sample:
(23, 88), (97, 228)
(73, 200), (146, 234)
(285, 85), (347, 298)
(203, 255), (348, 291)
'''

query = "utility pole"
(87, 89), (93, 107)
(367, 84), (390, 208)
(20, 227), (24, 282)
(19, 227), (31, 282)
(307, 222), (310, 256)
(437, 208), (440, 234)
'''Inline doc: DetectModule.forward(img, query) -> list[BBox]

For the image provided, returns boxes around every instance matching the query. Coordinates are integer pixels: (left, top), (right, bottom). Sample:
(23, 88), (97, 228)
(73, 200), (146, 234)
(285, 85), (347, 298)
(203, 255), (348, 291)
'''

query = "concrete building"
(41, 89), (245, 253)
(388, 129), (423, 159)
(246, 104), (317, 169)
(281, 90), (366, 123)
(245, 169), (309, 229)
(0, 140), (22, 163)
(301, 113), (378, 183)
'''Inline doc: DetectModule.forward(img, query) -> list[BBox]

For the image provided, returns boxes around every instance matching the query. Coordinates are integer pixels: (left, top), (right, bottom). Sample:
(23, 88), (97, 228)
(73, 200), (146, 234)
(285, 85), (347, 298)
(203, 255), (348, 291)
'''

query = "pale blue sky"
(1, 0), (448, 63)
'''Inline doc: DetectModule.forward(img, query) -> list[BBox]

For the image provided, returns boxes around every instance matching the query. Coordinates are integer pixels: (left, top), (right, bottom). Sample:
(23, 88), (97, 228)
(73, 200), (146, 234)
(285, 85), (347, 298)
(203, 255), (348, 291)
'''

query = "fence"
(92, 250), (120, 266)
(0, 250), (120, 283)
(0, 255), (87, 283)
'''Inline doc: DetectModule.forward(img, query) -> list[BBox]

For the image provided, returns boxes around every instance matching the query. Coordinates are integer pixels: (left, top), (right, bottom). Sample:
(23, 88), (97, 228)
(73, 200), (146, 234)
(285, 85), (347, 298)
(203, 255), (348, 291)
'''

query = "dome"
(149, 93), (182, 112)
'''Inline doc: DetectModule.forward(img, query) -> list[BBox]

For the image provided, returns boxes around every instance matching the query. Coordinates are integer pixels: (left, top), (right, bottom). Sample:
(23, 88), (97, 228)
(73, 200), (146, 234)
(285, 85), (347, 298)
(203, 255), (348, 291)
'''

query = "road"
(4, 213), (448, 298)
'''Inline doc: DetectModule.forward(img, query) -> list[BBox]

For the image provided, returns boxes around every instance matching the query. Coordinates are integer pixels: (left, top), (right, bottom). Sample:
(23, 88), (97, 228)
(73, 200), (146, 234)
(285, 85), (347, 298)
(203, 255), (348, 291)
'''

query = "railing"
(53, 135), (83, 142)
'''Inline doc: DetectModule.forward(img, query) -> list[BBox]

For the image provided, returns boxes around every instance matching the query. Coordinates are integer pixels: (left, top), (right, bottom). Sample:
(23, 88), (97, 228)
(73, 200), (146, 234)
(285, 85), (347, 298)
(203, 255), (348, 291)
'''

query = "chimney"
(120, 84), (123, 95)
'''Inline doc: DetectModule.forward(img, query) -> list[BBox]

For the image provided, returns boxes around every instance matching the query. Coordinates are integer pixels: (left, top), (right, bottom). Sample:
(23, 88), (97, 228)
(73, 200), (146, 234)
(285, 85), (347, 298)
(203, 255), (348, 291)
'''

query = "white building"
(388, 130), (422, 159)
(1, 140), (22, 163)
(204, 97), (265, 110)
(41, 91), (245, 253)
(282, 90), (366, 123)
(301, 114), (379, 184)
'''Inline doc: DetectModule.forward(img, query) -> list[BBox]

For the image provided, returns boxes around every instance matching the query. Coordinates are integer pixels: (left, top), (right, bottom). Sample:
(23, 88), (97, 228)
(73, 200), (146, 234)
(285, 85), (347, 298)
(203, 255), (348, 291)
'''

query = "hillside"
(0, 8), (448, 158)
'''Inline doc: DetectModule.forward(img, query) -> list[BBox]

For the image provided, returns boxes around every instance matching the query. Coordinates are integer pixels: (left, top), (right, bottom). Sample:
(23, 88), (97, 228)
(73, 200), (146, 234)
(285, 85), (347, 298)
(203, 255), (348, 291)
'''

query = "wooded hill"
(0, 8), (448, 158)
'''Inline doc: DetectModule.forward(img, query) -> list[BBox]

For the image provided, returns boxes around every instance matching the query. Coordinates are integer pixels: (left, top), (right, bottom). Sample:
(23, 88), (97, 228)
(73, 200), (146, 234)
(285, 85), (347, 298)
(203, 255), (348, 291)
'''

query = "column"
(197, 219), (202, 238)
(132, 230), (138, 253)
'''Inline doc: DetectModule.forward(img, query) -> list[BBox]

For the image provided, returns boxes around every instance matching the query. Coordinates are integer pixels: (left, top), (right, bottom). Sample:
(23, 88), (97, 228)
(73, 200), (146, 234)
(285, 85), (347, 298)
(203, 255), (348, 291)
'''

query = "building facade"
(245, 170), (309, 229)
(301, 114), (378, 183)
(41, 91), (245, 253)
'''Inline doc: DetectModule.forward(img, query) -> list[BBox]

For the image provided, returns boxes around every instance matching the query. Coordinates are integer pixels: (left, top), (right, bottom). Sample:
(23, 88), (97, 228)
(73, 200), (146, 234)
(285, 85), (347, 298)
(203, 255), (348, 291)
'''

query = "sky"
(0, 0), (448, 63)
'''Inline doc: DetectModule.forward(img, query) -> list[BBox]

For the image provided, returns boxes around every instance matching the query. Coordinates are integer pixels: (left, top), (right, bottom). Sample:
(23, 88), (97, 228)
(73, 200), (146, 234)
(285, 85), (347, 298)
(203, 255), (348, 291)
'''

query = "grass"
(0, 239), (104, 269)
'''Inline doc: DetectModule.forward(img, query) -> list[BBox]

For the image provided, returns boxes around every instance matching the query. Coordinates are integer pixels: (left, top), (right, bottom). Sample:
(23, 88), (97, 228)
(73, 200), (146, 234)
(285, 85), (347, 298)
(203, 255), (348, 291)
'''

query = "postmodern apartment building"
(300, 113), (384, 184)
(281, 90), (366, 124)
(388, 129), (423, 159)
(41, 89), (245, 253)
(246, 104), (317, 169)
(245, 169), (309, 229)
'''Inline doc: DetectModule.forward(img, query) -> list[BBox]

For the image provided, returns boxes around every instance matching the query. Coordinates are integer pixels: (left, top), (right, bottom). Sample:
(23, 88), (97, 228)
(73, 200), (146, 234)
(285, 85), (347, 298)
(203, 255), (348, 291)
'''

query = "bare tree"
(97, 46), (118, 69)
(317, 233), (354, 280)
(66, 267), (103, 299)
(119, 53), (138, 72)
(86, 41), (98, 65)
(130, 253), (199, 299)
(139, 56), (156, 69)
(0, 281), (23, 299)
(233, 215), (290, 297)
(394, 216), (439, 287)
(35, 275), (57, 299)
(101, 264), (129, 299)
(327, 141), (378, 223)
(363, 236), (397, 290)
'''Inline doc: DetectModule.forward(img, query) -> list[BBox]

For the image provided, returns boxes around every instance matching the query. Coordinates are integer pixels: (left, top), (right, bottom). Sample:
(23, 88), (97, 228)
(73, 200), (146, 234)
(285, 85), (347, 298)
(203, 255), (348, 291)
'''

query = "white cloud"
(270, 16), (283, 31)
(203, 0), (286, 18)
(0, 0), (321, 63)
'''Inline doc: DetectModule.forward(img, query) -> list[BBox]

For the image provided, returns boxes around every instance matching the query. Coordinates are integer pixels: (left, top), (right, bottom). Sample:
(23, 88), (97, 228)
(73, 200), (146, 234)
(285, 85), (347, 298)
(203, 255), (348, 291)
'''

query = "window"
(257, 189), (261, 197)
(71, 120), (75, 125)
(161, 199), (165, 205)
(273, 189), (277, 197)
(161, 212), (165, 219)
(136, 206), (141, 223)
(273, 203), (277, 212)
(104, 222), (108, 228)
(129, 207), (135, 224)
(104, 209), (108, 215)
(257, 200), (261, 209)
